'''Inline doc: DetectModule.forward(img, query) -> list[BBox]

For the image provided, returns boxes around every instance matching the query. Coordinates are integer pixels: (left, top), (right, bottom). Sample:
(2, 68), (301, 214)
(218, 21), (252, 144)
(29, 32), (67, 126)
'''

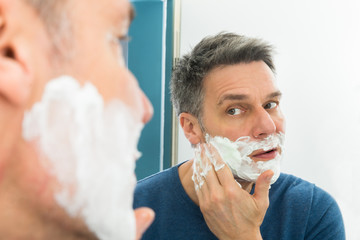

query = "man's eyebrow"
(217, 91), (282, 106)
(129, 4), (135, 23)
(266, 91), (282, 100)
(217, 94), (249, 106)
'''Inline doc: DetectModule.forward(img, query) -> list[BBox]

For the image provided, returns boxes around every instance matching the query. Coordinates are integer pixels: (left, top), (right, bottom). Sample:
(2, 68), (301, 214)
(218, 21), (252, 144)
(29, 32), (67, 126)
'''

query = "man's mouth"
(250, 148), (278, 161)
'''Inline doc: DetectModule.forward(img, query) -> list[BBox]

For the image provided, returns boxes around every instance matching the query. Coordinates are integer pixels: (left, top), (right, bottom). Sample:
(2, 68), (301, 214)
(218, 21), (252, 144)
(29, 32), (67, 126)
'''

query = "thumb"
(253, 170), (274, 209)
(135, 207), (155, 240)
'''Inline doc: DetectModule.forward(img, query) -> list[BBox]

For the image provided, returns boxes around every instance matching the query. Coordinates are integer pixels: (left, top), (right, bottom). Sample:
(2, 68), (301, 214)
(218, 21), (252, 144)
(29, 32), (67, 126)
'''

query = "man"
(0, 0), (154, 239)
(134, 33), (345, 239)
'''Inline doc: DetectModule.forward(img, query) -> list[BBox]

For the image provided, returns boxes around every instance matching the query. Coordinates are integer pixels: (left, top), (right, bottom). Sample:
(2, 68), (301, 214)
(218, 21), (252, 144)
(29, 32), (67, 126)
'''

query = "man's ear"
(0, 5), (32, 106)
(179, 112), (204, 145)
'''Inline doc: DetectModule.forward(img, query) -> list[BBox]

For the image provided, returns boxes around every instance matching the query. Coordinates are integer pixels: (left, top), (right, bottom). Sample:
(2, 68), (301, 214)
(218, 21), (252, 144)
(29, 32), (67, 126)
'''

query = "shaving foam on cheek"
(207, 133), (285, 184)
(192, 145), (211, 190)
(22, 76), (142, 240)
(192, 143), (227, 191)
(191, 133), (285, 190)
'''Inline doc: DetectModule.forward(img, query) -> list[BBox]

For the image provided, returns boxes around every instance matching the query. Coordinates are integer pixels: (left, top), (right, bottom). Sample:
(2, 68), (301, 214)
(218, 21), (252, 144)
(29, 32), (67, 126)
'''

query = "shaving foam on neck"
(22, 76), (142, 240)
(192, 133), (285, 189)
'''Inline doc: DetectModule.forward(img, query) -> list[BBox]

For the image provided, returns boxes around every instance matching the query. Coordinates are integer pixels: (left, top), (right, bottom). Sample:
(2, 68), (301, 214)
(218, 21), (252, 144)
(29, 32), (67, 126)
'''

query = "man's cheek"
(22, 75), (143, 239)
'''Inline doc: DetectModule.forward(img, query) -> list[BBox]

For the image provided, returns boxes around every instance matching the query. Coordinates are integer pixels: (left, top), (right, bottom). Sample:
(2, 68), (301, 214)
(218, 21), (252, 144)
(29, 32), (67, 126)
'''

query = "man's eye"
(117, 36), (131, 67)
(264, 102), (278, 110)
(227, 108), (243, 116)
(118, 36), (131, 46)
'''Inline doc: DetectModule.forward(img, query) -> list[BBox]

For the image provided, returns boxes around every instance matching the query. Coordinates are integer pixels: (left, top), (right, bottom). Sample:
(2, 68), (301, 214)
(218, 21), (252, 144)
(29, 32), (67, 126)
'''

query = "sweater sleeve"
(305, 186), (345, 240)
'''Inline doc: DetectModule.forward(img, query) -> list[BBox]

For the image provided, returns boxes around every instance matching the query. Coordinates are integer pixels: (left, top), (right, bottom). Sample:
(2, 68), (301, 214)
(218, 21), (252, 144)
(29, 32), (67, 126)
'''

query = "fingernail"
(266, 175), (272, 182)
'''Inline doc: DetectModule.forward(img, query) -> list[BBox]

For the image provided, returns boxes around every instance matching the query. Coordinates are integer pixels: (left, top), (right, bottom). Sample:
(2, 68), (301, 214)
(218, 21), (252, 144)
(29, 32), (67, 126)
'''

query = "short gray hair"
(170, 32), (276, 124)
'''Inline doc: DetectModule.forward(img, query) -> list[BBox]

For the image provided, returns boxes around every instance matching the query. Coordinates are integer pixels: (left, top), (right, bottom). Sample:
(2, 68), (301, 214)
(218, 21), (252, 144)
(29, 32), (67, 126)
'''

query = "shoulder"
(272, 173), (337, 205)
(274, 172), (314, 190)
(271, 173), (342, 213)
(136, 166), (177, 193)
(268, 173), (313, 207)
(134, 165), (181, 208)
(269, 173), (345, 239)
(137, 166), (175, 185)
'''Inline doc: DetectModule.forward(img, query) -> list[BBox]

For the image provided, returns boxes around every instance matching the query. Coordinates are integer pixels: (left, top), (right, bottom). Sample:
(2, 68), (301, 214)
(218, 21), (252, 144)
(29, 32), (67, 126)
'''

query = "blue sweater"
(134, 162), (345, 240)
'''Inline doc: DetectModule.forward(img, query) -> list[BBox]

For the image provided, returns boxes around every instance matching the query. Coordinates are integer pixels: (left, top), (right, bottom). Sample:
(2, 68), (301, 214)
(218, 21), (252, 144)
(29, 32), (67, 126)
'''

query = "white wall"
(177, 0), (360, 238)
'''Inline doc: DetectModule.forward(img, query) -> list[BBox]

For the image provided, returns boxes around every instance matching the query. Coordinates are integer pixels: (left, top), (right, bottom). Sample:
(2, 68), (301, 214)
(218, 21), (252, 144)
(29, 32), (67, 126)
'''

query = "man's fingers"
(194, 143), (222, 190)
(253, 170), (274, 208)
(135, 207), (155, 240)
(207, 145), (235, 187)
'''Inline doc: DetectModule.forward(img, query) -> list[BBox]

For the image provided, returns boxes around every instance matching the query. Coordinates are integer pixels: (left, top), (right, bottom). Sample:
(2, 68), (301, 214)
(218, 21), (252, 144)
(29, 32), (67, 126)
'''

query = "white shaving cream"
(22, 76), (142, 240)
(192, 133), (285, 190)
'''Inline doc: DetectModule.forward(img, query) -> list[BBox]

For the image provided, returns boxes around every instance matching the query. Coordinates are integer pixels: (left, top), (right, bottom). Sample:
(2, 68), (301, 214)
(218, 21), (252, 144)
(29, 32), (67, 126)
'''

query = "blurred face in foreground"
(0, 0), (153, 239)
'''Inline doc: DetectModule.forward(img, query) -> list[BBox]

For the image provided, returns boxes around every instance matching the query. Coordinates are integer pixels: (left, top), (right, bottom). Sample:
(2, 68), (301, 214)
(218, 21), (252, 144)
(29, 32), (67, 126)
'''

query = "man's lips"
(250, 148), (279, 160)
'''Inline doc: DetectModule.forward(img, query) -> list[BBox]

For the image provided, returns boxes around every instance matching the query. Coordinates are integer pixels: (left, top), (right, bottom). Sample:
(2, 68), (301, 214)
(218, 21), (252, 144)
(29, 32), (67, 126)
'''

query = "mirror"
(174, 0), (360, 238)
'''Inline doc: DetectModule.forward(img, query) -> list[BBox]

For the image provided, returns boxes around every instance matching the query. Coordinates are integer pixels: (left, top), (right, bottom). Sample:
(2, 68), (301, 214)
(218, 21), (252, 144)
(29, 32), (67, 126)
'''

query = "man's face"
(59, 0), (152, 123)
(7, 0), (153, 238)
(200, 61), (285, 162)
(38, 0), (153, 235)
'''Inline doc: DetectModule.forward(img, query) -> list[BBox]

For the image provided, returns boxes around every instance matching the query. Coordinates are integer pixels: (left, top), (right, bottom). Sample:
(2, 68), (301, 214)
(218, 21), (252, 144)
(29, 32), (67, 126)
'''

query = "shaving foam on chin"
(207, 133), (285, 184)
(192, 133), (285, 190)
(22, 76), (142, 240)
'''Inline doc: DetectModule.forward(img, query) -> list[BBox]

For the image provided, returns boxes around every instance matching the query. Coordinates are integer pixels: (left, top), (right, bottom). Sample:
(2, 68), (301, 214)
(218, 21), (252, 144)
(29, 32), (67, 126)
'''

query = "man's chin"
(234, 177), (254, 192)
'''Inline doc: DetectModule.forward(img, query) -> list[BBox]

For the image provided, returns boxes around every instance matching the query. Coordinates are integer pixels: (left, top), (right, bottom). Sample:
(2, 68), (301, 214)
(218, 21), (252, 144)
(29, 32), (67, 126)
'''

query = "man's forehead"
(85, 0), (133, 28)
(203, 62), (278, 100)
(110, 0), (134, 24)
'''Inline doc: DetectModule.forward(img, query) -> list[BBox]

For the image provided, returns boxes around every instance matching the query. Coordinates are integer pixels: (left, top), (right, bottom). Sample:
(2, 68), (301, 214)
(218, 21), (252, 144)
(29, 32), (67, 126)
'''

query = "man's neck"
(0, 193), (96, 240)
(0, 154), (97, 240)
(178, 160), (199, 205)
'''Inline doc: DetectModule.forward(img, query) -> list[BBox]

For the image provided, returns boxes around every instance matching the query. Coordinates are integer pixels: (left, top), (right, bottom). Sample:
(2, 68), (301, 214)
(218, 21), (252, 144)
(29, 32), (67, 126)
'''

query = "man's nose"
(252, 108), (276, 139)
(141, 91), (153, 124)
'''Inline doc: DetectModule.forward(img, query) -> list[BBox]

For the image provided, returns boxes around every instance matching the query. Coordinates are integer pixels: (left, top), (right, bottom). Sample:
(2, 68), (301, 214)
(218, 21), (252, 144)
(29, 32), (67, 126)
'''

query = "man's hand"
(134, 207), (155, 240)
(193, 144), (273, 240)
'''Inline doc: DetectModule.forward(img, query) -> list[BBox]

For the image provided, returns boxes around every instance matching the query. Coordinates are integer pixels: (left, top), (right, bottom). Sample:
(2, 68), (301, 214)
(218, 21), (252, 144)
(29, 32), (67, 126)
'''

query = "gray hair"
(24, 0), (73, 64)
(170, 32), (275, 126)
